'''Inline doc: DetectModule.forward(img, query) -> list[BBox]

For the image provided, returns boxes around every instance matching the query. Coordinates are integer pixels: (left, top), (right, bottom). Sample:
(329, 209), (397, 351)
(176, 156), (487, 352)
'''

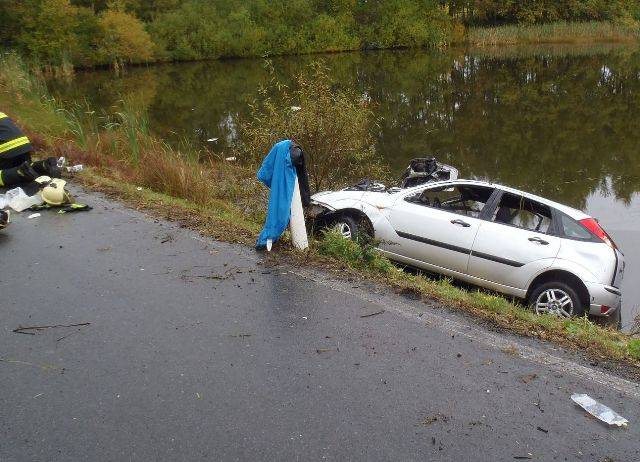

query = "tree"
(97, 8), (155, 65)
(17, 0), (81, 64)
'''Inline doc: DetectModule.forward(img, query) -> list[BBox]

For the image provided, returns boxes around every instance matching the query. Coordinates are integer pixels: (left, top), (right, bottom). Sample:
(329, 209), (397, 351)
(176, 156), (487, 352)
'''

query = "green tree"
(16, 0), (81, 64)
(97, 8), (155, 65)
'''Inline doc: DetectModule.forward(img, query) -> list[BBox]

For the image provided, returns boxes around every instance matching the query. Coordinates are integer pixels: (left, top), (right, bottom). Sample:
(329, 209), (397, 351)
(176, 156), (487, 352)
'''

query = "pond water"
(50, 44), (640, 329)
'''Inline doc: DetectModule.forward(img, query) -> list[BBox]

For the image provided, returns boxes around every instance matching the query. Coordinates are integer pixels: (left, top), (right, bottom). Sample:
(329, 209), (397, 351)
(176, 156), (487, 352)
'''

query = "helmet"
(40, 178), (74, 206)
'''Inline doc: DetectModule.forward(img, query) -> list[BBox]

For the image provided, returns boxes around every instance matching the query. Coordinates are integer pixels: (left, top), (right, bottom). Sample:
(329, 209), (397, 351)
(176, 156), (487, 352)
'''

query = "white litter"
(28, 213), (41, 219)
(207, 138), (219, 142)
(65, 164), (83, 173)
(225, 156), (236, 161)
(291, 106), (301, 112)
(571, 394), (628, 427)
(57, 157), (67, 168)
(136, 187), (143, 191)
(5, 188), (44, 212)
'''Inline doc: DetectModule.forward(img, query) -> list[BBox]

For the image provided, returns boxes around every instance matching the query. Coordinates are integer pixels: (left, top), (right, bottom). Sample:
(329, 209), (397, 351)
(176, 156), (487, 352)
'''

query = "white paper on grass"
(571, 394), (628, 427)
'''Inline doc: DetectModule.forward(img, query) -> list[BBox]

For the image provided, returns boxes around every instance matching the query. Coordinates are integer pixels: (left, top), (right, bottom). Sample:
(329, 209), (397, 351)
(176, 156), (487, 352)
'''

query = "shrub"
(97, 9), (155, 66)
(238, 61), (390, 192)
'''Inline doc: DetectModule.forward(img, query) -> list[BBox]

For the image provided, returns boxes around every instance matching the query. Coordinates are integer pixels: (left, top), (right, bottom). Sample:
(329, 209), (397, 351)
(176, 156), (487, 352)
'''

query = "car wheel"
(529, 281), (585, 318)
(328, 214), (360, 241)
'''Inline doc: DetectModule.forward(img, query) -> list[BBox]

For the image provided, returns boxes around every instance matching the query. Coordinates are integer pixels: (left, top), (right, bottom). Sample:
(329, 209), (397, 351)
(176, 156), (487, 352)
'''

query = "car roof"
(409, 179), (590, 220)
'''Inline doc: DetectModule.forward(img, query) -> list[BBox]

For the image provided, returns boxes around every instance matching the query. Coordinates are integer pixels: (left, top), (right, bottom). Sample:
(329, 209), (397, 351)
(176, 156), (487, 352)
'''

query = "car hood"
(311, 190), (396, 209)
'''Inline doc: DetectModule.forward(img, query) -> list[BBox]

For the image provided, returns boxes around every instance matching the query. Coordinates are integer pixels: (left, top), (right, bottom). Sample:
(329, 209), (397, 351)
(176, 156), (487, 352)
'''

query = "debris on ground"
(58, 203), (92, 214)
(420, 413), (449, 426)
(27, 213), (40, 219)
(13, 322), (91, 335)
(571, 394), (628, 427)
(520, 373), (538, 384)
(4, 187), (42, 212)
(536, 426), (549, 433)
(360, 309), (385, 318)
(230, 333), (251, 338)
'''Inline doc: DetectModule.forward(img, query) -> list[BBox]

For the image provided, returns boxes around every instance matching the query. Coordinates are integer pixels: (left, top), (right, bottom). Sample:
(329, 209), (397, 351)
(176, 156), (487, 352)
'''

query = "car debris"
(571, 393), (628, 427)
(360, 309), (385, 318)
(13, 322), (91, 335)
(341, 157), (458, 194)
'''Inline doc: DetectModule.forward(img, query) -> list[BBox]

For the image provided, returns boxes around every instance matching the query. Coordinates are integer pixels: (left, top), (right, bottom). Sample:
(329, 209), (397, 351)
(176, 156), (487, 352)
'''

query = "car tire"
(528, 281), (585, 318)
(327, 214), (360, 241)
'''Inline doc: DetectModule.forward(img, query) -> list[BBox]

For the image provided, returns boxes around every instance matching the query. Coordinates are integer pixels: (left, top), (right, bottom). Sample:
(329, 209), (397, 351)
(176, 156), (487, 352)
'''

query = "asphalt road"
(1, 188), (639, 461)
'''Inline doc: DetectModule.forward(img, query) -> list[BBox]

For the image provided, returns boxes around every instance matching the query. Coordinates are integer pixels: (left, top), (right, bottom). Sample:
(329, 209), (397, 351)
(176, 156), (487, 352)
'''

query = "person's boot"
(0, 210), (8, 229)
(30, 157), (61, 178)
(0, 161), (38, 187)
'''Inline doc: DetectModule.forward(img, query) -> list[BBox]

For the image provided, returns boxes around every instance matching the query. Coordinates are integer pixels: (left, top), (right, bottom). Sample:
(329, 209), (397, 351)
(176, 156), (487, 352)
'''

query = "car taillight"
(579, 218), (617, 250)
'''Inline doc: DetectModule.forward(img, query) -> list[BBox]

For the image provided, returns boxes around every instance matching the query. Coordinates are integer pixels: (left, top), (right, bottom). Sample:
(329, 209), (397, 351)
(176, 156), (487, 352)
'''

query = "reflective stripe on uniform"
(0, 112), (7, 119)
(0, 171), (5, 186)
(0, 136), (30, 155)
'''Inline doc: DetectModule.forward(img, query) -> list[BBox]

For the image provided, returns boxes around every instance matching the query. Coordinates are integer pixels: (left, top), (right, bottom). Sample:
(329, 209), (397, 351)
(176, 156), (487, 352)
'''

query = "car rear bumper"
(585, 281), (622, 317)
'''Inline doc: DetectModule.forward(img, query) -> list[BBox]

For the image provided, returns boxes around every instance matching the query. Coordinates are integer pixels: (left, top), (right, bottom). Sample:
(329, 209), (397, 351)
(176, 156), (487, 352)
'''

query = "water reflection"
(49, 45), (640, 327)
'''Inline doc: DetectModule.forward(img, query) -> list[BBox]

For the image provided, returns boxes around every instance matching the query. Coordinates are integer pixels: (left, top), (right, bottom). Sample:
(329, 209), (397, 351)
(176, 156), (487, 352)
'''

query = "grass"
(466, 21), (640, 47)
(1, 51), (639, 369)
(314, 232), (637, 364)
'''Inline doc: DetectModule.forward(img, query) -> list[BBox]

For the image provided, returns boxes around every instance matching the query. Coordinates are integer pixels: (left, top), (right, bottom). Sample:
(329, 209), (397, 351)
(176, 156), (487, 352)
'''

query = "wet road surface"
(1, 189), (639, 461)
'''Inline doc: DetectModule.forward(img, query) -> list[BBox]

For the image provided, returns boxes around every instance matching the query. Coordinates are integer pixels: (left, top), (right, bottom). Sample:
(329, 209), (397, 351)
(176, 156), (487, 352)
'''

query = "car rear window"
(492, 193), (552, 233)
(559, 214), (592, 240)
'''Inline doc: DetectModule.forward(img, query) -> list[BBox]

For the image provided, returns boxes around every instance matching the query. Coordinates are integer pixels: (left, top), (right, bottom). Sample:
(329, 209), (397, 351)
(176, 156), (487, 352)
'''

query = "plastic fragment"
(27, 213), (41, 219)
(65, 164), (83, 173)
(571, 393), (628, 427)
(225, 156), (236, 161)
(6, 188), (44, 212)
(291, 106), (301, 111)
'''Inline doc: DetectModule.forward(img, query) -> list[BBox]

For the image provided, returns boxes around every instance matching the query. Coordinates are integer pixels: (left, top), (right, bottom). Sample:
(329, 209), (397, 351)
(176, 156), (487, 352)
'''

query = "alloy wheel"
(334, 222), (352, 239)
(534, 288), (574, 317)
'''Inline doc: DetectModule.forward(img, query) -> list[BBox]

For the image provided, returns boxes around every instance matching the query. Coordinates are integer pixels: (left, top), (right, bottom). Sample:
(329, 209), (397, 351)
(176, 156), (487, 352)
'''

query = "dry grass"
(467, 21), (640, 47)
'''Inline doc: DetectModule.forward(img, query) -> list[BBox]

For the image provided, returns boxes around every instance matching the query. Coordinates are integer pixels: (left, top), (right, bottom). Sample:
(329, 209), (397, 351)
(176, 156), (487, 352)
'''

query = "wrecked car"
(309, 179), (624, 321)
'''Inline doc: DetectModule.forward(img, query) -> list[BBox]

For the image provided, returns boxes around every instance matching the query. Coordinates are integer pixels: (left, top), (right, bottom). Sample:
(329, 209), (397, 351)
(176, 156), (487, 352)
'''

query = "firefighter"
(0, 112), (58, 187)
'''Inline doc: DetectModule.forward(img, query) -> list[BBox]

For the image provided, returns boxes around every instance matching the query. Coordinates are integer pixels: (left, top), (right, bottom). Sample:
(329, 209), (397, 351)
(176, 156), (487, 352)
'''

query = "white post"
(290, 176), (309, 250)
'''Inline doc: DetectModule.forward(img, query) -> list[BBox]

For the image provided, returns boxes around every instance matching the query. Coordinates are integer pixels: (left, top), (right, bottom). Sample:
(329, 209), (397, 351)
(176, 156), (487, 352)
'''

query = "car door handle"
(450, 219), (471, 228)
(528, 237), (549, 245)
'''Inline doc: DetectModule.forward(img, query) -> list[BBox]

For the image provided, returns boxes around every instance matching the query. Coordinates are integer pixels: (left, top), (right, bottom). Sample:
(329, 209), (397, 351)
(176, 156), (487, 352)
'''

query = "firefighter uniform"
(0, 112), (58, 187)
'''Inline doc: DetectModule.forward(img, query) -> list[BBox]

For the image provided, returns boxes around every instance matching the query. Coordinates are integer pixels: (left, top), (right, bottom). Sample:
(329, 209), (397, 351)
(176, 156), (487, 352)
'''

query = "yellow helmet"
(40, 178), (74, 206)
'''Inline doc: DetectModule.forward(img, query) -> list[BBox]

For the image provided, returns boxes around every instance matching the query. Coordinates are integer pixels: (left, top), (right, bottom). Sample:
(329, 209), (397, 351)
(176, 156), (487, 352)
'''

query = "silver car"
(310, 180), (624, 320)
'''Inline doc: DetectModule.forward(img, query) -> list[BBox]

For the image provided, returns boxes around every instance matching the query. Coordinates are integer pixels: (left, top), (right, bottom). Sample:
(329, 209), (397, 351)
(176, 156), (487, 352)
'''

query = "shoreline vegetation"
(2, 1), (640, 72)
(1, 53), (640, 368)
(467, 21), (640, 47)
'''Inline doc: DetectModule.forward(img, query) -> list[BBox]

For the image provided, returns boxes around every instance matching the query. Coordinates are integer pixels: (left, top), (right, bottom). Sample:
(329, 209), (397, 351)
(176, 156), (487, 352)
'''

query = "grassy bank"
(466, 21), (640, 47)
(1, 53), (639, 368)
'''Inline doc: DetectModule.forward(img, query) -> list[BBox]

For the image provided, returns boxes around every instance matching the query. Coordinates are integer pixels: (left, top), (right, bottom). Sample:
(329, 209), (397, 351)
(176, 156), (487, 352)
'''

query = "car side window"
(405, 185), (495, 219)
(492, 193), (552, 233)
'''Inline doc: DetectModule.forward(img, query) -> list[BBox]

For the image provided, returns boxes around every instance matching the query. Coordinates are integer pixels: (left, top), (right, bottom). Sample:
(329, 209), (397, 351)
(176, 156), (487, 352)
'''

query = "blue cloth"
(256, 139), (296, 249)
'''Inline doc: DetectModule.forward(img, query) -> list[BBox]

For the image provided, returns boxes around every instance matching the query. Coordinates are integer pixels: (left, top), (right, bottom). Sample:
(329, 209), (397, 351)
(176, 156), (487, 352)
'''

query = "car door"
(385, 183), (496, 274)
(468, 191), (561, 290)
